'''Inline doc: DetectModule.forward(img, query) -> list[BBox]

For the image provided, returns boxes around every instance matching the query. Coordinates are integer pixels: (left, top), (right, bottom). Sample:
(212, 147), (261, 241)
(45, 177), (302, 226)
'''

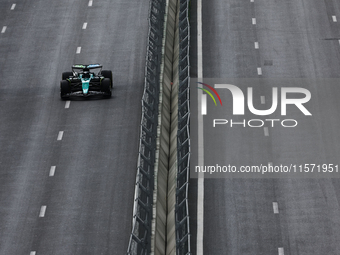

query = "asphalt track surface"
(190, 0), (340, 254)
(0, 0), (148, 254)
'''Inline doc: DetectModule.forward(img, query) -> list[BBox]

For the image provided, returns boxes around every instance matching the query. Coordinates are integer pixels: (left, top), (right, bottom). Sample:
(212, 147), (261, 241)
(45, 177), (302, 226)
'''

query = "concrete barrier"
(166, 1), (180, 254)
(151, 0), (179, 254)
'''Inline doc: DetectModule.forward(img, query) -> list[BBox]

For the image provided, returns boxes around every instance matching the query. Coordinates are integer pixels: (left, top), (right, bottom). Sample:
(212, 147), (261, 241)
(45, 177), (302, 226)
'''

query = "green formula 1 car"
(60, 64), (113, 99)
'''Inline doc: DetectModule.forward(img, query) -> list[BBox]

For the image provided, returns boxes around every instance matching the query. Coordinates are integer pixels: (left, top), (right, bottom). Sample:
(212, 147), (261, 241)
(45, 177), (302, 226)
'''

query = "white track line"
(1, 26), (7, 33)
(30, 252), (36, 255)
(261, 96), (265, 104)
(273, 202), (279, 214)
(76, 47), (81, 54)
(201, 94), (207, 115)
(197, 0), (204, 254)
(88, 0), (93, 6)
(49, 166), (56, 177)
(278, 247), (284, 255)
(57, 131), (64, 141)
(65, 100), (70, 108)
(252, 18), (256, 25)
(254, 42), (259, 49)
(11, 4), (16, 10)
(39, 206), (47, 217)
(82, 22), (88, 29)
(257, 67), (262, 75)
(332, 16), (337, 22)
(264, 127), (269, 136)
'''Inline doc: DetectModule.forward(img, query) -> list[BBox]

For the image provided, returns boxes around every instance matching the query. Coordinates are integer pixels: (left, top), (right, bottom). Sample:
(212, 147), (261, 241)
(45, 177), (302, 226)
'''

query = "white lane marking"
(338, 40), (340, 46)
(39, 206), (47, 217)
(257, 67), (262, 75)
(254, 42), (259, 49)
(201, 94), (207, 115)
(88, 0), (93, 6)
(264, 127), (269, 136)
(49, 166), (56, 177)
(197, 0), (204, 254)
(65, 100), (70, 108)
(11, 4), (16, 10)
(57, 131), (64, 141)
(1, 26), (7, 33)
(30, 252), (36, 255)
(273, 202), (279, 214)
(251, 0), (254, 2)
(261, 96), (265, 104)
(252, 18), (256, 25)
(82, 22), (88, 29)
(76, 47), (81, 54)
(278, 247), (284, 255)
(332, 16), (337, 22)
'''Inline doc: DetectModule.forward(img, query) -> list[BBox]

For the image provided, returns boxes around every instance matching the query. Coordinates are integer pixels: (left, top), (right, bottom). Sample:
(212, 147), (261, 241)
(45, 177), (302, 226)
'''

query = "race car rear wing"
(72, 64), (102, 70)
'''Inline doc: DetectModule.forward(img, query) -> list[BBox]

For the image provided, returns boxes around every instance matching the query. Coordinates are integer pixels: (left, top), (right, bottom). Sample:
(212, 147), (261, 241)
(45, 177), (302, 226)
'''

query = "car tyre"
(101, 70), (113, 88)
(62, 72), (73, 80)
(60, 80), (71, 99)
(101, 78), (111, 98)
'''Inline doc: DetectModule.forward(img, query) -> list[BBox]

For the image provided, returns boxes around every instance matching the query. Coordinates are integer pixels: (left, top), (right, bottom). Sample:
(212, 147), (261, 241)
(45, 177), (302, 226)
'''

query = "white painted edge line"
(332, 16), (337, 22)
(278, 247), (284, 255)
(257, 67), (262, 75)
(261, 96), (265, 104)
(88, 0), (93, 6)
(39, 205), (47, 217)
(201, 94), (207, 115)
(1, 26), (7, 33)
(57, 131), (64, 141)
(255, 42), (259, 49)
(65, 100), (70, 108)
(252, 18), (256, 25)
(76, 47), (81, 54)
(273, 202), (279, 214)
(49, 166), (56, 177)
(197, 0), (204, 254)
(82, 22), (87, 29)
(30, 252), (36, 255)
(11, 4), (16, 10)
(264, 127), (269, 136)
(197, 5), (203, 79)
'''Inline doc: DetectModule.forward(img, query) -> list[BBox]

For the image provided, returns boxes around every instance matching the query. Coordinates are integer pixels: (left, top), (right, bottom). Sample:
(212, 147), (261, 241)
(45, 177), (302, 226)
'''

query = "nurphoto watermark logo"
(192, 79), (340, 179)
(197, 79), (312, 128)
(197, 82), (223, 114)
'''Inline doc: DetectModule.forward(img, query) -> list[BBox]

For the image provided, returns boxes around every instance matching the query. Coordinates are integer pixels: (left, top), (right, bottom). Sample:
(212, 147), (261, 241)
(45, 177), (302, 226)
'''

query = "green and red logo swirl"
(197, 82), (223, 106)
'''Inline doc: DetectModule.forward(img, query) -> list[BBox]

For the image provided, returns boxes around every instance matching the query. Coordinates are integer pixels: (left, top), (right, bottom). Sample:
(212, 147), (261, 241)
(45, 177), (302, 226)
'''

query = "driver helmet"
(83, 68), (90, 79)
